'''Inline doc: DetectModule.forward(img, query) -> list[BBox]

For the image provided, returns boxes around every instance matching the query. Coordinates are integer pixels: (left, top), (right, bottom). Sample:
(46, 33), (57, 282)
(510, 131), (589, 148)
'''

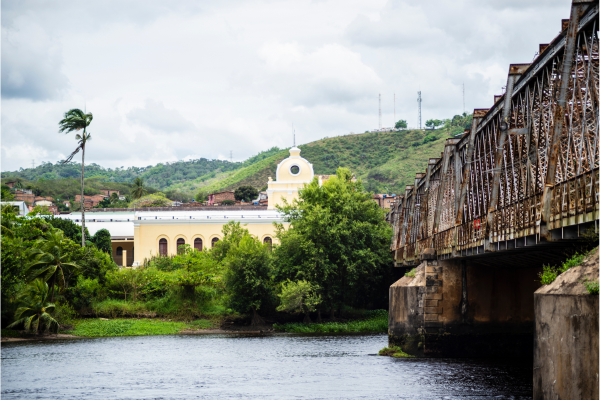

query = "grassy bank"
(67, 318), (217, 337)
(273, 310), (388, 334)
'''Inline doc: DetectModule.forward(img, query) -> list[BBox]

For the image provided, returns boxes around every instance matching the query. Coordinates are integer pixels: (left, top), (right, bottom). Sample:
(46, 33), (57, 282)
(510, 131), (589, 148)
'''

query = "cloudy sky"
(2, 0), (570, 171)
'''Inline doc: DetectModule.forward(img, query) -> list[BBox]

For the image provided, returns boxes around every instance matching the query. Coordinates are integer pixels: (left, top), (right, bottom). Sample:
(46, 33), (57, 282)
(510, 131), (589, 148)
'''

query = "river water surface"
(2, 334), (532, 399)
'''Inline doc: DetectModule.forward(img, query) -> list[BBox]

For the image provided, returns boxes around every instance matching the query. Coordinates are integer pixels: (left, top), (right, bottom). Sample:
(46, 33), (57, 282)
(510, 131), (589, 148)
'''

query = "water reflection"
(2, 334), (532, 399)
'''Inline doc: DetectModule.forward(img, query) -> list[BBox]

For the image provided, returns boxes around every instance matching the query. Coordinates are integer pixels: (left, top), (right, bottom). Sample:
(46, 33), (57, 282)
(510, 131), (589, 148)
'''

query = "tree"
(234, 185), (259, 202)
(425, 119), (443, 130)
(224, 234), (273, 325)
(59, 108), (93, 247)
(26, 230), (80, 302)
(394, 119), (408, 130)
(274, 167), (393, 316)
(1, 184), (14, 201)
(7, 279), (59, 334)
(131, 177), (148, 200)
(221, 199), (235, 206)
(277, 280), (321, 323)
(195, 189), (208, 203)
(92, 229), (112, 255)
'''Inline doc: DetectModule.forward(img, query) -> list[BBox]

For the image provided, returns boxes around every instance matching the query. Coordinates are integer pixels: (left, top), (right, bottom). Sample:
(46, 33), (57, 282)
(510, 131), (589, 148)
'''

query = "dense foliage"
(234, 185), (259, 202)
(274, 167), (394, 315)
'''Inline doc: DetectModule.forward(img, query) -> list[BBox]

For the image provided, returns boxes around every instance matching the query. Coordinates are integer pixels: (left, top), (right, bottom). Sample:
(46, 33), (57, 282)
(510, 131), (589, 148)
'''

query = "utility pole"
(417, 91), (422, 129)
(378, 93), (382, 129)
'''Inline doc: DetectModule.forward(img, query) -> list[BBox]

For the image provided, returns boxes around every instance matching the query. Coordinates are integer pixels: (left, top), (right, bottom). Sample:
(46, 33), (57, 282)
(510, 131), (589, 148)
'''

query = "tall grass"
(273, 310), (388, 334)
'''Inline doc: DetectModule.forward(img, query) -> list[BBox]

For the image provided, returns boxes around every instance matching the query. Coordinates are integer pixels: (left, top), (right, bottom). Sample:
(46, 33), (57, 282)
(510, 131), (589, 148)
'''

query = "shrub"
(539, 265), (558, 285)
(406, 268), (416, 278)
(582, 279), (599, 295)
(129, 193), (172, 208)
(221, 200), (235, 205)
(68, 276), (103, 310)
(422, 134), (437, 144)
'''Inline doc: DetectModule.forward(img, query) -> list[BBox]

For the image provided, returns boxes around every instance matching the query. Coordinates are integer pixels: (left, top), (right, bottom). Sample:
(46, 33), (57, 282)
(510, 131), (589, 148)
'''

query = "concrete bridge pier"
(389, 255), (542, 357)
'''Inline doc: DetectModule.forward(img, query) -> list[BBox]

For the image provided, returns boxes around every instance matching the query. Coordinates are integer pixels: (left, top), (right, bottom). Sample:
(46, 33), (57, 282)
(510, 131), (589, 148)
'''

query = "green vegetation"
(277, 280), (321, 324)
(274, 310), (388, 333)
(582, 278), (599, 295)
(274, 167), (394, 314)
(539, 251), (589, 285)
(234, 185), (259, 202)
(129, 192), (172, 208)
(394, 120), (407, 129)
(69, 318), (188, 337)
(2, 166), (396, 336)
(405, 268), (416, 278)
(378, 346), (414, 358)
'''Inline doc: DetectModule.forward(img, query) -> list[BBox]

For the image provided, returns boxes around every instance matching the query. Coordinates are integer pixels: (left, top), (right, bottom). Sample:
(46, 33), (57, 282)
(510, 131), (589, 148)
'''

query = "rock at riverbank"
(533, 248), (599, 400)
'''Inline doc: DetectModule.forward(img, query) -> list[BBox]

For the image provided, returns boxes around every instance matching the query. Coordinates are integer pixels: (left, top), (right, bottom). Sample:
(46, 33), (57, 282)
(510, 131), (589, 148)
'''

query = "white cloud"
(1, 0), (574, 171)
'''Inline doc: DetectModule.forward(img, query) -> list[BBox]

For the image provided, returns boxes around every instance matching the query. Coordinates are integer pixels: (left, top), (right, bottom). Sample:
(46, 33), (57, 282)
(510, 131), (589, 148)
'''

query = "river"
(2, 333), (532, 399)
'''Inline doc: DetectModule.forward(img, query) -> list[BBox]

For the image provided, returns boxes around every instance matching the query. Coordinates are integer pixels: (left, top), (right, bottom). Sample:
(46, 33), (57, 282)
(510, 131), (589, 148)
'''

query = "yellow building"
(267, 147), (315, 209)
(61, 147), (317, 266)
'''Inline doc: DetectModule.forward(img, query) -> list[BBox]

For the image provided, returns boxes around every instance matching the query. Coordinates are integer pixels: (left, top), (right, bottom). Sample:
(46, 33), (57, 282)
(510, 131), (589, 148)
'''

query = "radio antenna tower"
(417, 91), (422, 129)
(462, 83), (465, 114)
(292, 123), (296, 147)
(378, 93), (382, 129)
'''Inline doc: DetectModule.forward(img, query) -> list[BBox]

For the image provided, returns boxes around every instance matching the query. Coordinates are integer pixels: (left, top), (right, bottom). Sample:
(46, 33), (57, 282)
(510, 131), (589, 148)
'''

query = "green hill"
(2, 114), (471, 200)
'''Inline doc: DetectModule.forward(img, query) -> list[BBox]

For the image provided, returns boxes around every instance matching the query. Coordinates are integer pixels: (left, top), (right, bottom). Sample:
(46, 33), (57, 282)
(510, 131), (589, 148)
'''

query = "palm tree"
(59, 108), (93, 247)
(132, 177), (148, 199)
(7, 279), (59, 334)
(26, 230), (80, 302)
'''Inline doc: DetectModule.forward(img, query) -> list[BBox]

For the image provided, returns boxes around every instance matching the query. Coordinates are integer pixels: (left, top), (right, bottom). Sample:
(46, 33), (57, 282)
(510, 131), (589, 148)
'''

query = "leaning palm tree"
(7, 279), (59, 334)
(26, 230), (80, 302)
(131, 177), (148, 199)
(59, 108), (93, 247)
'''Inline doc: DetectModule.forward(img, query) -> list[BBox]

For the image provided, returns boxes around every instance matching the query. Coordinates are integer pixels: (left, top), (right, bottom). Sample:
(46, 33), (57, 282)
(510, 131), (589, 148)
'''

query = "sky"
(1, 0), (571, 171)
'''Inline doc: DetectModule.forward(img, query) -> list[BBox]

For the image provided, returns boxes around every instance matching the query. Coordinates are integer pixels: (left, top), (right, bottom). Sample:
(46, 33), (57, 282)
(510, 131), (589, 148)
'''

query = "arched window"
(263, 237), (272, 250)
(177, 238), (185, 254)
(211, 237), (219, 248)
(194, 238), (203, 251)
(116, 246), (123, 256)
(159, 238), (168, 256)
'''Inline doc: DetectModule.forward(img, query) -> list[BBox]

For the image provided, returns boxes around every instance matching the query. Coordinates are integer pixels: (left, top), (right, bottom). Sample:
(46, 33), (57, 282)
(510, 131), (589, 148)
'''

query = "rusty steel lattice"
(388, 1), (599, 265)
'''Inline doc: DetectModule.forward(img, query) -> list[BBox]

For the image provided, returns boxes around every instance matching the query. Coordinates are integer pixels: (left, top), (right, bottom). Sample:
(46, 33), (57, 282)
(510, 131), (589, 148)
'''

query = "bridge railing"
(391, 1), (599, 265)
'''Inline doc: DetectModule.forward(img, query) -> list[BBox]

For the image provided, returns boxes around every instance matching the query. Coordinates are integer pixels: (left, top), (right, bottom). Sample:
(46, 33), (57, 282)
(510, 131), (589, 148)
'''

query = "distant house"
(252, 191), (268, 205)
(4, 180), (17, 189)
(13, 190), (35, 204)
(207, 191), (235, 205)
(75, 194), (106, 208)
(373, 193), (397, 209)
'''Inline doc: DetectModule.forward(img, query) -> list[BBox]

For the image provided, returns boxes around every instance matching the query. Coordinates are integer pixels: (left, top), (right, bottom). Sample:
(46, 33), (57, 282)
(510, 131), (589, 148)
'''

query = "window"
(194, 238), (203, 251)
(177, 238), (185, 254)
(211, 237), (219, 248)
(159, 238), (168, 256)
(263, 237), (272, 250)
(290, 165), (300, 175)
(116, 246), (123, 256)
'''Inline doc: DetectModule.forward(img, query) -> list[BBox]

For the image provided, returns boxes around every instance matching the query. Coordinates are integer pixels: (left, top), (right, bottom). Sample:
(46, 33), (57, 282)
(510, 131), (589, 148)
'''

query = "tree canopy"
(234, 185), (259, 202)
(273, 167), (393, 315)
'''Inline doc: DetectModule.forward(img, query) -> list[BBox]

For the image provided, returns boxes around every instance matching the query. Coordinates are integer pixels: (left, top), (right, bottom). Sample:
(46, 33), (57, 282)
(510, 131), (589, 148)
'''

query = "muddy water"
(1, 334), (532, 399)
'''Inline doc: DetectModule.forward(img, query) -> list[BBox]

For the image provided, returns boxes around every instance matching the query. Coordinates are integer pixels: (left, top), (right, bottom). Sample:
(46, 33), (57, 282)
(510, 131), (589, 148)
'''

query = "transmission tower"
(417, 91), (422, 129)
(378, 93), (382, 129)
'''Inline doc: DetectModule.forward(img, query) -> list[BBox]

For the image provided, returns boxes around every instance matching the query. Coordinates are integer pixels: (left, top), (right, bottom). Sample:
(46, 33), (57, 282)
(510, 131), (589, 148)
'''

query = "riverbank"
(1, 311), (389, 341)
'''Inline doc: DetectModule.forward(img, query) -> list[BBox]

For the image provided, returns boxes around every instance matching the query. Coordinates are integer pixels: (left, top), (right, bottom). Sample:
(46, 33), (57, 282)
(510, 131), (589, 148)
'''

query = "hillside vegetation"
(2, 114), (471, 199)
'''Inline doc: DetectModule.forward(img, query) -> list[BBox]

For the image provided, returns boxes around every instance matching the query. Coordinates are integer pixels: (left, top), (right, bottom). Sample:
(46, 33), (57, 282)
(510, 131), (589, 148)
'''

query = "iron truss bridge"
(387, 1), (599, 266)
